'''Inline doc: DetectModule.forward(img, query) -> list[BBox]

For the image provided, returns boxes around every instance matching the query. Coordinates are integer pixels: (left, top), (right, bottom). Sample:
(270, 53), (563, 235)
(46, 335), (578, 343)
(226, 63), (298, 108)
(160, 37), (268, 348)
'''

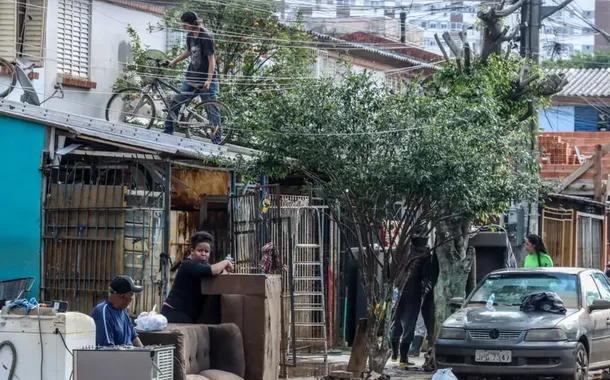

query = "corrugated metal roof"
(0, 99), (257, 162)
(310, 31), (441, 70)
(546, 68), (610, 97)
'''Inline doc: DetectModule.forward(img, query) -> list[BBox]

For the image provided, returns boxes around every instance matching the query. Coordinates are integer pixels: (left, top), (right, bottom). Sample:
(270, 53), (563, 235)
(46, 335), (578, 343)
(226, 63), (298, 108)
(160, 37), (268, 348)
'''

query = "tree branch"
(434, 33), (451, 63)
(496, 0), (526, 17)
(442, 32), (462, 58)
(464, 42), (472, 72)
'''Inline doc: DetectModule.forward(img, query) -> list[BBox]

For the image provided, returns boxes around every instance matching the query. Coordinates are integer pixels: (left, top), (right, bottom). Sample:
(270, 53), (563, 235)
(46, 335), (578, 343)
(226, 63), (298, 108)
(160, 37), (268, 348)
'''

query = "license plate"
(475, 350), (512, 363)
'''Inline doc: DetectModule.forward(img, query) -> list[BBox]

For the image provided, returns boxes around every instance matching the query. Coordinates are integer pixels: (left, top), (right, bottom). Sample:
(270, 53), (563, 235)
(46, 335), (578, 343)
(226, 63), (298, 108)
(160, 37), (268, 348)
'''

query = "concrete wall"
(539, 106), (575, 132)
(0, 116), (45, 298)
(314, 51), (387, 85)
(26, 0), (166, 119)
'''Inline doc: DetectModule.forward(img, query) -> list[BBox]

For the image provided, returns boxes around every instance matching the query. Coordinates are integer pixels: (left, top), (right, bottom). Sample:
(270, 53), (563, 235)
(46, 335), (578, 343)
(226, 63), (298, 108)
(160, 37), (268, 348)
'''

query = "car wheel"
(561, 343), (588, 380)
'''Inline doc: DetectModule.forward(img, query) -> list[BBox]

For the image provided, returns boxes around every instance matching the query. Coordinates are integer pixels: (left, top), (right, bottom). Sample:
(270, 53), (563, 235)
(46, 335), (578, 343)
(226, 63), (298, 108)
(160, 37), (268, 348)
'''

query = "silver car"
(435, 268), (610, 380)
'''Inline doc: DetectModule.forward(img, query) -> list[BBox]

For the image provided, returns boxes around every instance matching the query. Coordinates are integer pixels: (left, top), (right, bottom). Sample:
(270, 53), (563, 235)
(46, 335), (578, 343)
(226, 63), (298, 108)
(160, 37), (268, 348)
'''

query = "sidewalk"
(289, 354), (433, 380)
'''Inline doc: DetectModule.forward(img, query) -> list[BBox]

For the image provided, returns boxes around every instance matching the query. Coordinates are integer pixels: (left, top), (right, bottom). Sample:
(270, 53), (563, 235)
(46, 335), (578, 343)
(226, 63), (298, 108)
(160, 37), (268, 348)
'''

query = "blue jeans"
(164, 81), (221, 143)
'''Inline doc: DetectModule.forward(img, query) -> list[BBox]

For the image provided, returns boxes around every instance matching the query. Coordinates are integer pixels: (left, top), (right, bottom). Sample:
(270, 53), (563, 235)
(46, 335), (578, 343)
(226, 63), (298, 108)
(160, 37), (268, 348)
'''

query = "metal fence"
(42, 156), (167, 315)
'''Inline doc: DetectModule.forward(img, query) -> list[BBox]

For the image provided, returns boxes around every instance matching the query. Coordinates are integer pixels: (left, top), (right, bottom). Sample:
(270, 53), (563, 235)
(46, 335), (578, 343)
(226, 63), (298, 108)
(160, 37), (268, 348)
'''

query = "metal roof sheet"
(0, 99), (257, 162)
(546, 68), (610, 98)
(310, 31), (441, 70)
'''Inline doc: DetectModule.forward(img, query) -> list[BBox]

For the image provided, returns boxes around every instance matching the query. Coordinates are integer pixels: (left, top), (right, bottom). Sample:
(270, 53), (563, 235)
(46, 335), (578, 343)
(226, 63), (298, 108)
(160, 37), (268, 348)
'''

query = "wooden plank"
(347, 318), (369, 373)
(172, 169), (231, 209)
(201, 274), (270, 296)
(595, 145), (604, 202)
(560, 141), (610, 192)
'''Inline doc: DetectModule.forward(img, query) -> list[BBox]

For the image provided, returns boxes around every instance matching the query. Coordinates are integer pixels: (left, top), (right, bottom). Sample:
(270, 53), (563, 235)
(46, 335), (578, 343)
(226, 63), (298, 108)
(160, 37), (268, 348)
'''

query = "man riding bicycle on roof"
(163, 11), (222, 144)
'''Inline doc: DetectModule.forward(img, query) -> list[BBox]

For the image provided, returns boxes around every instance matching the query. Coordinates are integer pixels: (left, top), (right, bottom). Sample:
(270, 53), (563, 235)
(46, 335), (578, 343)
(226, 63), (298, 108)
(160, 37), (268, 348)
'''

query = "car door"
(581, 274), (608, 365)
(591, 273), (610, 365)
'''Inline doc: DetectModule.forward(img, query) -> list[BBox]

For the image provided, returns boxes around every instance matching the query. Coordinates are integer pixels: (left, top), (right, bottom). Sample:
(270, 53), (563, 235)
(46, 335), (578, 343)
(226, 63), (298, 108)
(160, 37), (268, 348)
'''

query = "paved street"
(290, 354), (432, 380)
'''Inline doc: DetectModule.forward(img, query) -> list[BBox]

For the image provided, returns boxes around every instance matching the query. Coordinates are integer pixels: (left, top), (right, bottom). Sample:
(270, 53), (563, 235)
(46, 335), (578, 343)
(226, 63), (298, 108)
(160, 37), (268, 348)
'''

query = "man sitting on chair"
(91, 275), (143, 347)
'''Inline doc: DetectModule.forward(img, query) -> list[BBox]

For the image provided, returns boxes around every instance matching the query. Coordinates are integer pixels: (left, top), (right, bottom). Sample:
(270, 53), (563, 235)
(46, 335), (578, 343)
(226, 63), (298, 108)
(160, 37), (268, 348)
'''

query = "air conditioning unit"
(73, 345), (174, 380)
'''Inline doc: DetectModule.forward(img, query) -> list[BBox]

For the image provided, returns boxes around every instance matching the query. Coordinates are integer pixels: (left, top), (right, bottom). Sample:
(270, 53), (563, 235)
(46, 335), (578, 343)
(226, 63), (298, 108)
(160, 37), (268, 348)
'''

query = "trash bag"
(520, 292), (567, 314)
(135, 305), (168, 331)
(432, 368), (458, 380)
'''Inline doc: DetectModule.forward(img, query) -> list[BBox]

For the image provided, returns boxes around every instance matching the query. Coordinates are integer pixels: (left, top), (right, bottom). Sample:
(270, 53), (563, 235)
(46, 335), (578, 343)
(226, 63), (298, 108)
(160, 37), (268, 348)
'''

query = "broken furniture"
(138, 323), (245, 380)
(197, 274), (282, 380)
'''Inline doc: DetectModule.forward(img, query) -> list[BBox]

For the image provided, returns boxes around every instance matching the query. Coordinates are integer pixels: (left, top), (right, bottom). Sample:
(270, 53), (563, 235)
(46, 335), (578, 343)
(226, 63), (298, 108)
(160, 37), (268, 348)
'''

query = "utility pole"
(520, 0), (573, 234)
(400, 11), (407, 43)
(520, 0), (574, 62)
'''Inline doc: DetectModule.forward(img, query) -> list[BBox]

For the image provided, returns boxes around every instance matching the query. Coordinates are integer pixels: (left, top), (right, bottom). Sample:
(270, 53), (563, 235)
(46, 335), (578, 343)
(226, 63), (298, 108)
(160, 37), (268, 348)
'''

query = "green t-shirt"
(524, 253), (554, 268)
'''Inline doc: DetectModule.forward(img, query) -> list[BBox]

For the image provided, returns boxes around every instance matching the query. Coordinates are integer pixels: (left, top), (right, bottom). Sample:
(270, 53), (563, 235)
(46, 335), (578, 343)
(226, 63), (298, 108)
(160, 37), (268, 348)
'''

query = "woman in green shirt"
(524, 234), (554, 268)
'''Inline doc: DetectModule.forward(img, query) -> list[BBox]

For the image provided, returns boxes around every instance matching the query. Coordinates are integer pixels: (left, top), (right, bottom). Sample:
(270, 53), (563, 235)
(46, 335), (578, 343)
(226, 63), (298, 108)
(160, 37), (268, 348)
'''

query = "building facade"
(0, 0), (167, 119)
(280, 0), (602, 59)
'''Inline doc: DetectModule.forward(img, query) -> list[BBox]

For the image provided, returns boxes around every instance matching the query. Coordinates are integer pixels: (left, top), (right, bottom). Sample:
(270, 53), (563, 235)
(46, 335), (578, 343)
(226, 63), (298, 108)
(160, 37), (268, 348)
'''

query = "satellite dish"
(15, 62), (40, 106)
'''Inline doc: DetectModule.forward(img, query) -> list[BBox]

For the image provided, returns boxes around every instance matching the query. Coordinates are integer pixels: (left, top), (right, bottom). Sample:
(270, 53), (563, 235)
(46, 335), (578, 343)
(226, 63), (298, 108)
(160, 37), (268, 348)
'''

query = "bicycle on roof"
(0, 57), (64, 105)
(104, 49), (234, 145)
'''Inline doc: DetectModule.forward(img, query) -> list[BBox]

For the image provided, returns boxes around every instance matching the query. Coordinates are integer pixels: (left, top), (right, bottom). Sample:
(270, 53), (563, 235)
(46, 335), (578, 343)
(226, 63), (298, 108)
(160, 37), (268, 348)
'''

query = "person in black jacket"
(161, 232), (233, 323)
(391, 234), (430, 368)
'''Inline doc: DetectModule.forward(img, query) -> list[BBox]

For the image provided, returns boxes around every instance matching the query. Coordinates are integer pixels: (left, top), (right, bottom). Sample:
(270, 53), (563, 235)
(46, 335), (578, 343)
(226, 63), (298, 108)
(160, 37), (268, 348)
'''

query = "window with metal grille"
(0, 0), (46, 64)
(57, 0), (91, 77)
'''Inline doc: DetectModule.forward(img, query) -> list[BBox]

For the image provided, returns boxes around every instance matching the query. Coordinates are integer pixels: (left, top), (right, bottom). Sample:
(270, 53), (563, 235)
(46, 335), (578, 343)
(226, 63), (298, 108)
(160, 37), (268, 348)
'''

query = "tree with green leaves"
(235, 0), (568, 371)
(238, 53), (557, 370)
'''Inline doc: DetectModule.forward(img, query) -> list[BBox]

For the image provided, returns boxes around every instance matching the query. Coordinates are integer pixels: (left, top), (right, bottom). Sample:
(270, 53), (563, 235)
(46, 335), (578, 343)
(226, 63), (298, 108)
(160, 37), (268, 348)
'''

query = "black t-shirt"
(186, 27), (218, 86)
(164, 258), (213, 322)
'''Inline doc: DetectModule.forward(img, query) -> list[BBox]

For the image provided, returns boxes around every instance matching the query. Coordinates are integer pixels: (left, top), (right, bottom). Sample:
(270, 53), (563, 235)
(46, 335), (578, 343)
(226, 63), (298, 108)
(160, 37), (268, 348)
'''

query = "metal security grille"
(153, 346), (174, 380)
(42, 156), (167, 315)
(57, 0), (90, 77)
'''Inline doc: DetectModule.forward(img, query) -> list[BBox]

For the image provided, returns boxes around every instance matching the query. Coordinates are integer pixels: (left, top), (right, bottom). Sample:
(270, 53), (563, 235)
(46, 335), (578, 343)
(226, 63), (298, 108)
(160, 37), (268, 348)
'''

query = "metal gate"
(230, 184), (283, 273)
(42, 156), (167, 315)
(542, 207), (574, 267)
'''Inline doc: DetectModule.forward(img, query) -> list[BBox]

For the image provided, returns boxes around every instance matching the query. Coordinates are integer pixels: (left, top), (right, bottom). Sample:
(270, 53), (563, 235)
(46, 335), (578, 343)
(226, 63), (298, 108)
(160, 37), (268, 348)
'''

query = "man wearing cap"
(91, 275), (144, 347)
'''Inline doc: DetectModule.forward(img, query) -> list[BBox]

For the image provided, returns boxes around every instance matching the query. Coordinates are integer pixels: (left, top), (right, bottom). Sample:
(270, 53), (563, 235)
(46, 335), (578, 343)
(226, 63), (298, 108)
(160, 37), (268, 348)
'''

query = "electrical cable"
(55, 328), (74, 380)
(0, 340), (17, 380)
(37, 306), (43, 380)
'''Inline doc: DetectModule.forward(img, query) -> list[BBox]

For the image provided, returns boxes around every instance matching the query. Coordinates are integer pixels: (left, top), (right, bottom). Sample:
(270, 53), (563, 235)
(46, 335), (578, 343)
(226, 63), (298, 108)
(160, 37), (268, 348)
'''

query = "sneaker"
(391, 357), (398, 363)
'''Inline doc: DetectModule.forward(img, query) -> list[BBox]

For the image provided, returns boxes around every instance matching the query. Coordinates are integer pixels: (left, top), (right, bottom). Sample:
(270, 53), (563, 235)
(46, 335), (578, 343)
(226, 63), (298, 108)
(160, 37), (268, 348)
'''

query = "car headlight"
(525, 329), (567, 342)
(439, 327), (466, 340)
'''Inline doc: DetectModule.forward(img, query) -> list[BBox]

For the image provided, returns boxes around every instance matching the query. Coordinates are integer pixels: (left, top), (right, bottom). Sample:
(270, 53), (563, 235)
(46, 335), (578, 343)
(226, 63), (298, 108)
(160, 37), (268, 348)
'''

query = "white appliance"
(0, 310), (96, 380)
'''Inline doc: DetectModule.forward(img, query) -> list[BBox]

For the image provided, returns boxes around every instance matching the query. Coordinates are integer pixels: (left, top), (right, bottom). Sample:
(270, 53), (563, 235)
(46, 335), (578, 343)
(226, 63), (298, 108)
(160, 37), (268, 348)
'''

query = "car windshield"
(468, 273), (579, 309)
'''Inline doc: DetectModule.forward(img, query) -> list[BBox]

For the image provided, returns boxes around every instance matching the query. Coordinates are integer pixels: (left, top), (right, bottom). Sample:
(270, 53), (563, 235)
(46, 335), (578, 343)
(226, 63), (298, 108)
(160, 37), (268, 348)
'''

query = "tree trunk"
(433, 218), (475, 337)
(367, 312), (391, 374)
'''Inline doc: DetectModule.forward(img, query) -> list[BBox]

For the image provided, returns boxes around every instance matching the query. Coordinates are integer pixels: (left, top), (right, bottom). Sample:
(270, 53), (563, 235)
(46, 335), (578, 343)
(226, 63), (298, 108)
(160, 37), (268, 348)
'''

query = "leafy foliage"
(158, 0), (316, 94)
(541, 50), (610, 69)
(240, 56), (549, 369)
(113, 25), (185, 91)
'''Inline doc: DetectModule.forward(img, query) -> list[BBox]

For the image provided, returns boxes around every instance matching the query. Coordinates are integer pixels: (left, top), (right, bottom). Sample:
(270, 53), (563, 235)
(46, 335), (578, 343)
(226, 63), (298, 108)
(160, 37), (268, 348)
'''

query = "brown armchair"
(138, 323), (245, 380)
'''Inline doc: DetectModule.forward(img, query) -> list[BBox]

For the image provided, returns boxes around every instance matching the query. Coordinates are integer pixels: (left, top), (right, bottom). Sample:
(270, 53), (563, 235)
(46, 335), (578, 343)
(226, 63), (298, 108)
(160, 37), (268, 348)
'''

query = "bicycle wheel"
(183, 100), (234, 145)
(105, 88), (156, 129)
(0, 58), (17, 99)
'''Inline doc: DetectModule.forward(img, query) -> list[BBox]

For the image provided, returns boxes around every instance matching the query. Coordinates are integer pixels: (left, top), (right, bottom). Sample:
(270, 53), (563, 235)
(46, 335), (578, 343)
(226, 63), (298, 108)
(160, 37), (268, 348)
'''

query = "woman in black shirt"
(161, 231), (233, 323)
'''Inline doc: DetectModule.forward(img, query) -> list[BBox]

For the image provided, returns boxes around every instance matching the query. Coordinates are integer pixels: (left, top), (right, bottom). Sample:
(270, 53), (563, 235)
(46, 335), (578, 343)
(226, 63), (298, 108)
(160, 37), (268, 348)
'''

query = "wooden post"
(347, 318), (369, 376)
(594, 145), (604, 202)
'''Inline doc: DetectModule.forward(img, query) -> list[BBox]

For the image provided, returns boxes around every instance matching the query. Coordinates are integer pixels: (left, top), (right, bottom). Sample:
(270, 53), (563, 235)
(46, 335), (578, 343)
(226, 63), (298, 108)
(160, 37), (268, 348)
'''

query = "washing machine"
(0, 309), (95, 380)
